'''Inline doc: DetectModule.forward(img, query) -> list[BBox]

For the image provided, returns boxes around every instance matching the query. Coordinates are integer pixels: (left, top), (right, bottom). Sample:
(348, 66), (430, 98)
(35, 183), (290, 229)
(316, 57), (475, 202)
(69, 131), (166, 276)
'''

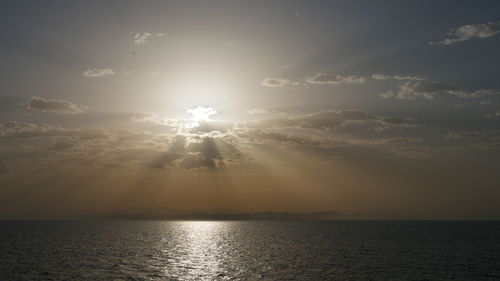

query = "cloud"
(432, 21), (500, 45)
(480, 101), (493, 105)
(237, 128), (422, 151)
(114, 128), (152, 141)
(459, 90), (500, 98)
(27, 96), (81, 114)
(346, 137), (422, 145)
(244, 110), (415, 139)
(445, 130), (500, 152)
(132, 111), (229, 134)
(254, 110), (376, 131)
(261, 77), (290, 87)
(183, 137), (225, 169)
(380, 117), (409, 125)
(447, 131), (481, 139)
(77, 128), (109, 140)
(0, 121), (109, 140)
(187, 106), (218, 121)
(149, 135), (243, 169)
(131, 112), (159, 122)
(83, 68), (115, 77)
(134, 32), (152, 44)
(393, 75), (425, 81)
(380, 81), (460, 100)
(379, 91), (396, 99)
(238, 130), (326, 147)
(263, 73), (368, 87)
(306, 73), (366, 85)
(371, 74), (424, 81)
(47, 141), (74, 151)
(454, 103), (473, 108)
(371, 74), (391, 80)
(246, 108), (270, 115)
(245, 107), (303, 116)
(381, 81), (500, 100)
(0, 121), (71, 139)
(149, 135), (186, 168)
(133, 32), (165, 45)
(188, 121), (231, 134)
(130, 112), (173, 126)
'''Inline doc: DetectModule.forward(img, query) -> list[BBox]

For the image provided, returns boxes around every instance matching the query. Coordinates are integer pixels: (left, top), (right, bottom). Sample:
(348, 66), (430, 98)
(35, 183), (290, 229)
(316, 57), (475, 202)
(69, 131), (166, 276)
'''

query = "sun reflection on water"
(163, 221), (230, 280)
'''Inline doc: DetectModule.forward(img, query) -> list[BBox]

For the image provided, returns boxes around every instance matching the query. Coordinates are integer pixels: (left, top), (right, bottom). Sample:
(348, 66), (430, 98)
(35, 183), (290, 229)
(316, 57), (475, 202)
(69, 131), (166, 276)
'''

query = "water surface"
(1, 220), (499, 280)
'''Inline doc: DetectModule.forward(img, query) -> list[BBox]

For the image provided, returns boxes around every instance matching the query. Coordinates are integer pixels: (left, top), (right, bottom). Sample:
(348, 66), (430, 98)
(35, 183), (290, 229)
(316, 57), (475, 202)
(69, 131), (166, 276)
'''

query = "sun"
(187, 106), (218, 122)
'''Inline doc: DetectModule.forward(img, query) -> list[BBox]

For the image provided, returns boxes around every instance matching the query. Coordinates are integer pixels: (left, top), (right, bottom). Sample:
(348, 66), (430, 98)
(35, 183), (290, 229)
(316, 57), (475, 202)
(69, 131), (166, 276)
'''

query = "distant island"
(79, 210), (346, 221)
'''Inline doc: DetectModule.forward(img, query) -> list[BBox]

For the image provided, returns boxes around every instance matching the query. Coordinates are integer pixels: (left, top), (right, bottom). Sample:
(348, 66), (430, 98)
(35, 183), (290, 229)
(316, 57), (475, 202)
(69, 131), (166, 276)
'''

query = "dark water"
(1, 221), (499, 280)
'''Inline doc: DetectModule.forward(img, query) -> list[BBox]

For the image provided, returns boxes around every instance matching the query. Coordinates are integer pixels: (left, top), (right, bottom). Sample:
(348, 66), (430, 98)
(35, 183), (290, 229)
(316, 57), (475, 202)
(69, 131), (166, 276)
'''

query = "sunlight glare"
(187, 106), (218, 121)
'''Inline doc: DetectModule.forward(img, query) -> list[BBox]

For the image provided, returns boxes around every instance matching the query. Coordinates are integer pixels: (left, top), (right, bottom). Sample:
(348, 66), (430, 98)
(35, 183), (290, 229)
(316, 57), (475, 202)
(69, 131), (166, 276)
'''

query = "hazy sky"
(1, 0), (499, 219)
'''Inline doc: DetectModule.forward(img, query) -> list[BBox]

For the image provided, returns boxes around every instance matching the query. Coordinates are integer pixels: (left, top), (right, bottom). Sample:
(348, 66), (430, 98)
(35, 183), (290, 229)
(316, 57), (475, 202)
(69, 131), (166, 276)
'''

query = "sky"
(0, 0), (499, 219)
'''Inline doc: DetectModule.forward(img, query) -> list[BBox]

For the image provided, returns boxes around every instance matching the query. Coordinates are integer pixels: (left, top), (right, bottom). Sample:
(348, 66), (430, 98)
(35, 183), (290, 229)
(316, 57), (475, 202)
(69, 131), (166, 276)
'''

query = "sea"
(1, 220), (499, 280)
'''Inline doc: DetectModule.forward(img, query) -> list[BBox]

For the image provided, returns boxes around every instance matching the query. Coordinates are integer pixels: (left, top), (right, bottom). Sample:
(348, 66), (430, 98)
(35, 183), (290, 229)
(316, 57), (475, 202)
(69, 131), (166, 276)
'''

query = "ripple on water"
(0, 221), (499, 280)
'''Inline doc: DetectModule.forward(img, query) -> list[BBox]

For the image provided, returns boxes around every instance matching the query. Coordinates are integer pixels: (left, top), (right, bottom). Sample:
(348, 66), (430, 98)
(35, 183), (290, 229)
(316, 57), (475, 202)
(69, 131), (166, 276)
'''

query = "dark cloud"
(27, 96), (81, 114)
(150, 135), (223, 169)
(179, 155), (219, 169)
(184, 137), (224, 168)
(149, 135), (186, 169)
(149, 135), (239, 169)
